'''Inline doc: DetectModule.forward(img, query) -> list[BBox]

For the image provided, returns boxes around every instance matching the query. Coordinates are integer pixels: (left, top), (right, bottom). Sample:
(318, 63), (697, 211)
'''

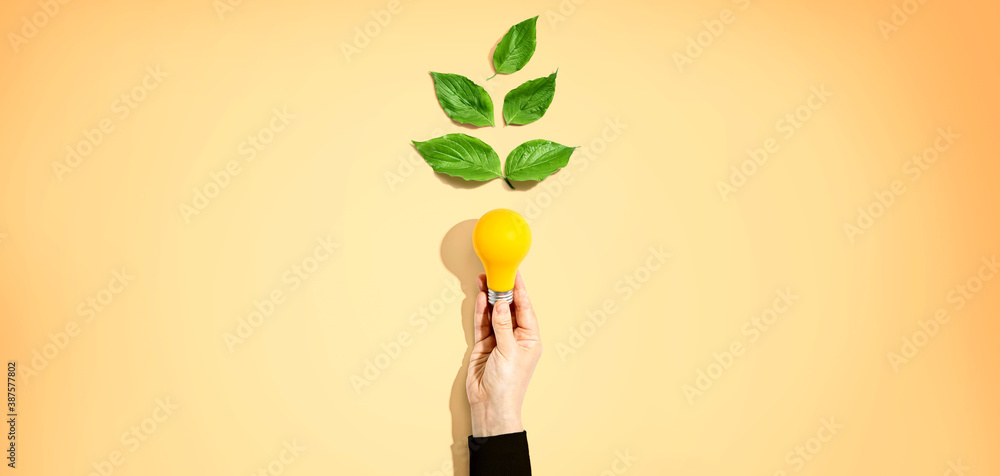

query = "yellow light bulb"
(473, 208), (532, 304)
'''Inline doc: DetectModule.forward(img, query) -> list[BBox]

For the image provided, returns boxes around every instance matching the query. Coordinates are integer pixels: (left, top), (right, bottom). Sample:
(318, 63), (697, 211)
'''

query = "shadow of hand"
(441, 219), (483, 476)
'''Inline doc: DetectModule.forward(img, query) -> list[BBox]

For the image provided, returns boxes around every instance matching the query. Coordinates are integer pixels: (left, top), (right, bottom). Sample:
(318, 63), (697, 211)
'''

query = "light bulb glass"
(472, 208), (532, 304)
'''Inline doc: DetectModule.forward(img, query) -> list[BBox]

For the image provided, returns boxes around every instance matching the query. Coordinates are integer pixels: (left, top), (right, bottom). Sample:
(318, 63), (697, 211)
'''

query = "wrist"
(470, 403), (523, 437)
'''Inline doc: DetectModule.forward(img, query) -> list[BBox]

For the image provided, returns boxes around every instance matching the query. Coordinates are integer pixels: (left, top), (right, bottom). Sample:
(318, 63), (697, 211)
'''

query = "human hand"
(466, 272), (543, 437)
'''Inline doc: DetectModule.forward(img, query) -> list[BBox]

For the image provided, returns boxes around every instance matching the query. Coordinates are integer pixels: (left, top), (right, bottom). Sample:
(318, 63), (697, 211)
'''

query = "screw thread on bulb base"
(487, 289), (514, 305)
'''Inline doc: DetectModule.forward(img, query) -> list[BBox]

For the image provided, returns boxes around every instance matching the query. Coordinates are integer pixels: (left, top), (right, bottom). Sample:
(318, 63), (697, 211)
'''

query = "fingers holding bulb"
(491, 300), (517, 356)
(512, 272), (539, 336)
(473, 283), (491, 344)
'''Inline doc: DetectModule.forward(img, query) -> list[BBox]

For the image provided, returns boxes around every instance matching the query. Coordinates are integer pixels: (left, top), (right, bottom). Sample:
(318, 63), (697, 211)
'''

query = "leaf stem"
(504, 177), (515, 189)
(487, 72), (498, 81)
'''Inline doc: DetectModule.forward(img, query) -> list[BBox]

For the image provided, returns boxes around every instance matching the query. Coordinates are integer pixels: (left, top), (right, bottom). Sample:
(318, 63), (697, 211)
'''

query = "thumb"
(491, 300), (517, 356)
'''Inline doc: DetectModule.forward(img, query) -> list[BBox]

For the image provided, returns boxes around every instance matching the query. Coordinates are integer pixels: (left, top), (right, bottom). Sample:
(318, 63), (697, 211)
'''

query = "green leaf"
(491, 16), (538, 77)
(503, 71), (557, 125)
(503, 139), (576, 182)
(430, 72), (495, 127)
(412, 134), (502, 181)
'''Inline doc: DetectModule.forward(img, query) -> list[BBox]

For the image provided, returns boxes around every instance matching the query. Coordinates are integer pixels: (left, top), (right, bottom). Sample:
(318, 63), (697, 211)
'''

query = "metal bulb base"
(487, 289), (513, 305)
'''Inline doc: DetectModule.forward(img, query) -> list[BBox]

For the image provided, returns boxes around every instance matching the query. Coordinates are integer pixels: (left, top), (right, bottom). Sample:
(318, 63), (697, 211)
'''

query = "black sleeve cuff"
(468, 431), (531, 475)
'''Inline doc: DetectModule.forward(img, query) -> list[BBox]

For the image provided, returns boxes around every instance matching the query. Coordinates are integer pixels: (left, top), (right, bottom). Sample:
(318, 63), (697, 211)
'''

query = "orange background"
(2, 0), (999, 474)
